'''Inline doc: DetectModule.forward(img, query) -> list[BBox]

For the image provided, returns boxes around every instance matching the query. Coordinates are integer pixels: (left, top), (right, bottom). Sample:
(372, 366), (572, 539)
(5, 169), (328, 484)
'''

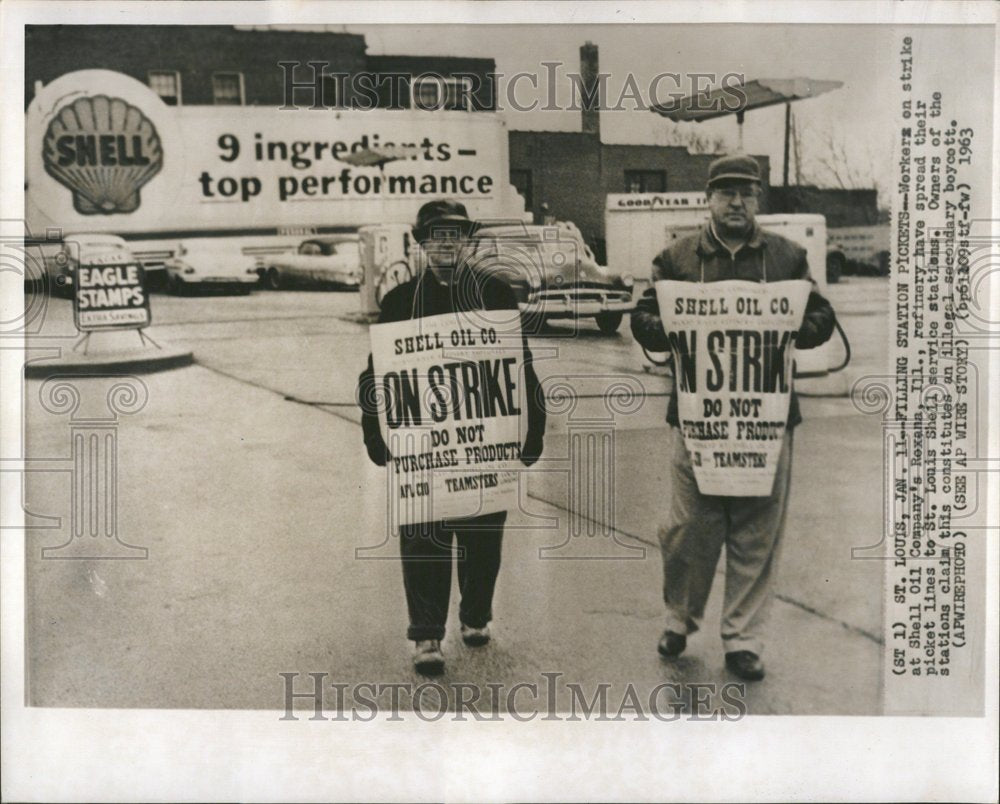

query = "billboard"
(26, 70), (526, 237)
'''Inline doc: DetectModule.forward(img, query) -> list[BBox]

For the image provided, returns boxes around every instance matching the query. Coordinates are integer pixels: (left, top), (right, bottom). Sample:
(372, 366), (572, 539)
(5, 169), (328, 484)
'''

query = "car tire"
(266, 267), (282, 290)
(169, 274), (185, 295)
(595, 311), (623, 335)
(826, 252), (844, 284)
(51, 275), (72, 299)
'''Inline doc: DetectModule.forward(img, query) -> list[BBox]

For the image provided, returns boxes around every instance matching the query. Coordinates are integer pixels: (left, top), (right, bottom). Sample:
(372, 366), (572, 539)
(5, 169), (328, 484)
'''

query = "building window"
(321, 74), (342, 108)
(510, 169), (533, 209)
(624, 170), (666, 193)
(412, 76), (472, 111)
(444, 78), (472, 111)
(148, 71), (181, 105)
(212, 72), (244, 105)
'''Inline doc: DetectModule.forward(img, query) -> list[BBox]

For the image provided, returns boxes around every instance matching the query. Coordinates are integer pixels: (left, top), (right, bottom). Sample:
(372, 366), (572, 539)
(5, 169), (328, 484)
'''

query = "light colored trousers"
(659, 427), (793, 656)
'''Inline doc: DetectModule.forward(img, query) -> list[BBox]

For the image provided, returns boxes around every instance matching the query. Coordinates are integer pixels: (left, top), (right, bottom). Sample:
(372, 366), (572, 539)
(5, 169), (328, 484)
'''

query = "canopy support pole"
(783, 102), (791, 186)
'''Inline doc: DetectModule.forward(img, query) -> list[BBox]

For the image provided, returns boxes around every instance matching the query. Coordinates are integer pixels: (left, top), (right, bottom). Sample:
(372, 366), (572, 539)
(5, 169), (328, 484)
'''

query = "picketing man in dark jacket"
(631, 154), (836, 680)
(357, 199), (546, 675)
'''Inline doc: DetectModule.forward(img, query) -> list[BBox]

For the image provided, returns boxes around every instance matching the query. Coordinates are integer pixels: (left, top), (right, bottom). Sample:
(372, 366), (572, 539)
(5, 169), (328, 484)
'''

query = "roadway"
(23, 277), (888, 715)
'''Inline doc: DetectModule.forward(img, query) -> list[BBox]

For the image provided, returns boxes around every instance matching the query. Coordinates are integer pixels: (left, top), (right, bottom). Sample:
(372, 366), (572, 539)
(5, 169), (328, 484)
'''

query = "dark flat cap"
(413, 199), (475, 242)
(707, 154), (762, 187)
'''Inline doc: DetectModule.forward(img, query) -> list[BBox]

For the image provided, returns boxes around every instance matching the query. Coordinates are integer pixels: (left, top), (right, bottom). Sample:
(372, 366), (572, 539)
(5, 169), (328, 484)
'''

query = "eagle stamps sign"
(655, 279), (812, 496)
(370, 311), (527, 527)
(73, 255), (151, 330)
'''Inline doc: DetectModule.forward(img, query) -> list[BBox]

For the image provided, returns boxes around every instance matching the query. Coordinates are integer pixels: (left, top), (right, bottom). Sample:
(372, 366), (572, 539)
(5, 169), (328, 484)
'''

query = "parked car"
(259, 236), (362, 290)
(826, 242), (846, 284)
(165, 241), (259, 295)
(467, 222), (634, 334)
(829, 224), (891, 277)
(47, 233), (140, 297)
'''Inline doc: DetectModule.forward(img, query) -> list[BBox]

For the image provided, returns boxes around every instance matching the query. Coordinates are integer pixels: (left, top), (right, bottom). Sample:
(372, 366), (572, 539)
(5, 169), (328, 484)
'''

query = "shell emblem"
(43, 95), (163, 215)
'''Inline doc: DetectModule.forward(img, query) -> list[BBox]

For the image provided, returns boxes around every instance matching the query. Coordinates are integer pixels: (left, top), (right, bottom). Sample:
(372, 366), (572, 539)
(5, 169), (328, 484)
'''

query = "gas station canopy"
(651, 77), (844, 185)
(651, 77), (844, 122)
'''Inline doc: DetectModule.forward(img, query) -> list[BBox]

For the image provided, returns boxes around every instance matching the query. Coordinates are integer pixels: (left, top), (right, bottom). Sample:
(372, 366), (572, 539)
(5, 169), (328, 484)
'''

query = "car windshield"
(80, 241), (135, 263)
(474, 230), (578, 259)
(82, 240), (128, 253)
(476, 227), (585, 252)
(300, 241), (339, 256)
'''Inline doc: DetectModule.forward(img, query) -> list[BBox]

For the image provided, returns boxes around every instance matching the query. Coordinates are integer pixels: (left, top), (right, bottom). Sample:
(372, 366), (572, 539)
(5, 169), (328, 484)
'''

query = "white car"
(48, 233), (140, 297)
(165, 241), (259, 295)
(261, 236), (362, 290)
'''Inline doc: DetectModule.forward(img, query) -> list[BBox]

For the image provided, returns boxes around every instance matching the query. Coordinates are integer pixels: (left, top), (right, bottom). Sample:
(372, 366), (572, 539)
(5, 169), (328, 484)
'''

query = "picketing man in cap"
(630, 154), (836, 680)
(357, 199), (546, 675)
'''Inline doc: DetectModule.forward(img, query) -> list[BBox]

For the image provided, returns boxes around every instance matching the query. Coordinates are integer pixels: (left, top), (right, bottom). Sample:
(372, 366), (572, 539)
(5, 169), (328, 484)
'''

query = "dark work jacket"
(630, 223), (837, 429)
(358, 269), (546, 467)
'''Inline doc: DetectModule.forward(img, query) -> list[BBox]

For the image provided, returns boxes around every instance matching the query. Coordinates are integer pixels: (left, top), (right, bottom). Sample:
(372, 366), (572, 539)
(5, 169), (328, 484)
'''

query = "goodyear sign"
(74, 255), (151, 331)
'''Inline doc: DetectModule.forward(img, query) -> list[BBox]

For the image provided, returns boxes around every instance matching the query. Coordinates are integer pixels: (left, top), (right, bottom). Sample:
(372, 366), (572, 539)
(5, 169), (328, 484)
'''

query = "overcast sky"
(338, 23), (992, 204)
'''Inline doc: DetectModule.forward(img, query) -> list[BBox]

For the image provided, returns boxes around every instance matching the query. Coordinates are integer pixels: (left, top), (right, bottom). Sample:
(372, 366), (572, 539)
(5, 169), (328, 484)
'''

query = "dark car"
(467, 222), (634, 334)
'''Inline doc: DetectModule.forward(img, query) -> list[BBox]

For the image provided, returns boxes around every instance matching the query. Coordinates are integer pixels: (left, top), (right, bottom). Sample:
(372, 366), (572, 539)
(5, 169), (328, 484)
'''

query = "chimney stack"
(580, 41), (600, 138)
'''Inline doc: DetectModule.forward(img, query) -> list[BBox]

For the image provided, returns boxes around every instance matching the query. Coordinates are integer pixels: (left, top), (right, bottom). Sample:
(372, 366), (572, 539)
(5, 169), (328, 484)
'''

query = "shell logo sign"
(42, 95), (163, 215)
(27, 69), (522, 236)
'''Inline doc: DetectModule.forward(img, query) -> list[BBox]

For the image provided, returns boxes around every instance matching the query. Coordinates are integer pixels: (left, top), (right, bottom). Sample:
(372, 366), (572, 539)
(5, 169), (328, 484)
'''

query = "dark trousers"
(399, 511), (506, 641)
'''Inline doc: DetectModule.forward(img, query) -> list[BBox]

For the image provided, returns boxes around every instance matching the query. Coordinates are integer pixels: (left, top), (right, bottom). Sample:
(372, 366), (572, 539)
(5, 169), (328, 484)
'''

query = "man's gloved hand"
(521, 434), (544, 467)
(796, 290), (837, 350)
(796, 318), (825, 350)
(366, 442), (391, 468)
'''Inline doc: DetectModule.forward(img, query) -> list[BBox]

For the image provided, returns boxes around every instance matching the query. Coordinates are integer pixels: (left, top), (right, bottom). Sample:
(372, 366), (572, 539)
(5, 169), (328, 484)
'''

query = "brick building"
(24, 25), (496, 112)
(25, 28), (771, 262)
(507, 44), (770, 262)
(508, 132), (750, 263)
(768, 186), (880, 227)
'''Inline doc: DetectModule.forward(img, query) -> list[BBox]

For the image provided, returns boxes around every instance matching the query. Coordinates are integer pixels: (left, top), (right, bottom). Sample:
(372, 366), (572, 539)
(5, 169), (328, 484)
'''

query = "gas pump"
(357, 223), (416, 317)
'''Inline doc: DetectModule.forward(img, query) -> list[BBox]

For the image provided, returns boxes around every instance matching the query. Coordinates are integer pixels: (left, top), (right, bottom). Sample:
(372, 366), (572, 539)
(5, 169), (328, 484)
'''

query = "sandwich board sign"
(73, 256), (151, 331)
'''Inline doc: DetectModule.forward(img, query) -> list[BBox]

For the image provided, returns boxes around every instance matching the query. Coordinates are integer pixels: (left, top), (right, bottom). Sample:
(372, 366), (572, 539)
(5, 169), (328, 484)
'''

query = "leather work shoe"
(460, 623), (491, 647)
(725, 650), (765, 681)
(657, 630), (687, 658)
(413, 640), (445, 675)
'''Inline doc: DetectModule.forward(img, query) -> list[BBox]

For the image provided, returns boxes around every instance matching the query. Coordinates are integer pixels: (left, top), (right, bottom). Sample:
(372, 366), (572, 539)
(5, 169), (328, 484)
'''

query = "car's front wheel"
(826, 252), (844, 284)
(265, 267), (282, 290)
(595, 311), (623, 335)
(52, 274), (73, 299)
(168, 274), (185, 295)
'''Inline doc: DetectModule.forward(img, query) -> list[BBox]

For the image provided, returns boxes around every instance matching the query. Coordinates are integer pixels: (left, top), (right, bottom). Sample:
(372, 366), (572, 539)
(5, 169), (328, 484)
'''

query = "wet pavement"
(23, 277), (890, 715)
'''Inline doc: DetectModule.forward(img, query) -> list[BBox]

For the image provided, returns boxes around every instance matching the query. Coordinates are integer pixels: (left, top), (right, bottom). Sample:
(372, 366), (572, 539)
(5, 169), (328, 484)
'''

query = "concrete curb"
(24, 346), (194, 378)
